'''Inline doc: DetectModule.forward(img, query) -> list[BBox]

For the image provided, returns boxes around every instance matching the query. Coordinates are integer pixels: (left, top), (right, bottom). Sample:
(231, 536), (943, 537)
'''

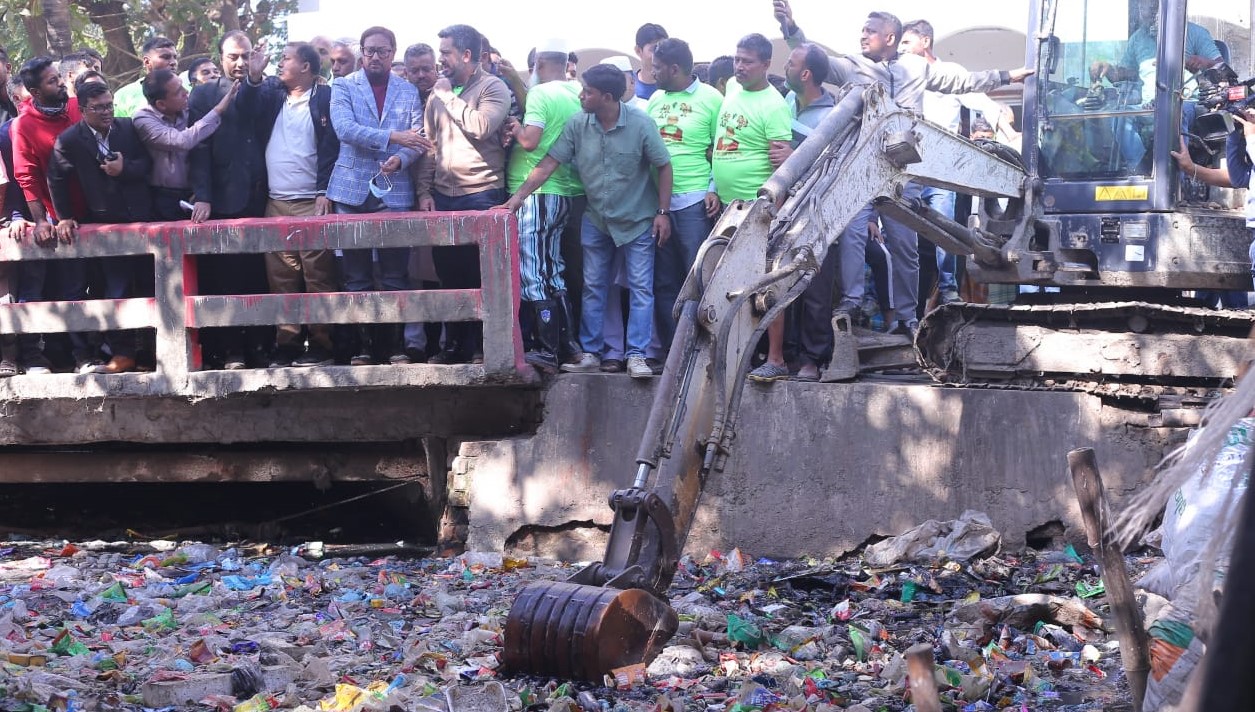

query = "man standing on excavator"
(771, 0), (1033, 336)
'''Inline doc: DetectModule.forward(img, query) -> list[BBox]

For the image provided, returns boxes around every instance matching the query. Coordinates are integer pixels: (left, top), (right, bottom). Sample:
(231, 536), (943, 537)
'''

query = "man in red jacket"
(10, 56), (97, 373)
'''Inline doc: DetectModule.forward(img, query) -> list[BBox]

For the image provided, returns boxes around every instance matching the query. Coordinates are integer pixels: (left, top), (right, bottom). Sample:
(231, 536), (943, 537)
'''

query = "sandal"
(747, 362), (790, 382)
(0, 360), (16, 378)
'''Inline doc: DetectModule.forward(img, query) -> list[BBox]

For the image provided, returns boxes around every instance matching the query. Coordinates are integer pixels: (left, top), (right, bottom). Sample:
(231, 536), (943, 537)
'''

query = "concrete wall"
(461, 375), (1175, 560)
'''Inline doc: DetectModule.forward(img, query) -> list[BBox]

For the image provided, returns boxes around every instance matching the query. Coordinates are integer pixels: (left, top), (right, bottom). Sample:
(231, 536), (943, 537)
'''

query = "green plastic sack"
(726, 614), (765, 649)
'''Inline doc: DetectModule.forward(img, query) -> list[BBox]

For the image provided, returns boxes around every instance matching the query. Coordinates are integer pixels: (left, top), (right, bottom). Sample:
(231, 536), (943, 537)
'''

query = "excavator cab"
(989, 0), (1252, 293)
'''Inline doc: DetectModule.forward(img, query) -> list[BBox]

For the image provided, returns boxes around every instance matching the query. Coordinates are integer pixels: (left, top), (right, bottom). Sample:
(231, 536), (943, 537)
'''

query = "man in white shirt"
(240, 42), (342, 367)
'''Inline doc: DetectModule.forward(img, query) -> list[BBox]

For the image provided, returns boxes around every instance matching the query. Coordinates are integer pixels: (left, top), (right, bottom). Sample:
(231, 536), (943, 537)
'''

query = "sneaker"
(599, 358), (625, 373)
(223, 353), (247, 370)
(627, 355), (653, 379)
(560, 352), (600, 373)
(748, 362), (790, 382)
(76, 358), (104, 375)
(22, 354), (54, 375)
(645, 357), (665, 375)
(294, 346), (335, 367)
(889, 319), (919, 338)
(939, 289), (962, 305)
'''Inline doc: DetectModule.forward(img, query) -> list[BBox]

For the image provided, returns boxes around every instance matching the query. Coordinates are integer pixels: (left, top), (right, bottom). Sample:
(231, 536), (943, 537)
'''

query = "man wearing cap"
(502, 39), (585, 372)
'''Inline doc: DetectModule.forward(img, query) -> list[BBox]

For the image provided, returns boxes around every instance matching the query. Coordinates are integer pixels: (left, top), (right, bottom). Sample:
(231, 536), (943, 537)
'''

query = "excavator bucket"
(502, 581), (679, 681)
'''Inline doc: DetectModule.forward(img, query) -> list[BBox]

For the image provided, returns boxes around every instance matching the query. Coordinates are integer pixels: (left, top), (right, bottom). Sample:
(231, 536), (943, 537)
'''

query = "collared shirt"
(785, 88), (838, 148)
(547, 102), (671, 245)
(133, 104), (222, 189)
(87, 124), (113, 160)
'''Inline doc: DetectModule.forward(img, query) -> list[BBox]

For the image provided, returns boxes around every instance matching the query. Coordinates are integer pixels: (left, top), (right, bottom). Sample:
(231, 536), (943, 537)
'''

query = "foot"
(795, 363), (820, 381)
(645, 357), (665, 375)
(747, 361), (790, 383)
(400, 347), (427, 364)
(560, 352), (601, 373)
(939, 289), (962, 305)
(889, 319), (919, 338)
(0, 360), (17, 378)
(427, 349), (468, 365)
(599, 358), (624, 373)
(269, 344), (301, 368)
(349, 352), (374, 366)
(22, 354), (54, 375)
(525, 350), (559, 374)
(100, 355), (137, 374)
(223, 353), (247, 370)
(294, 346), (335, 367)
(626, 355), (653, 379)
(76, 357), (104, 375)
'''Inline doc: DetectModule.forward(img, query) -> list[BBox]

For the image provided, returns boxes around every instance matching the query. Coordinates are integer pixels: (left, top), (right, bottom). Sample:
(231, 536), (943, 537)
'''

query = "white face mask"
(369, 171), (393, 199)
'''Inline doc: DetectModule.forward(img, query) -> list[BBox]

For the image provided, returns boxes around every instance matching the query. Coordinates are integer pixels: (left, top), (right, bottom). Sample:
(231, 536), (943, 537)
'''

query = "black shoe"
(600, 358), (625, 373)
(428, 349), (468, 365)
(269, 344), (300, 368)
(646, 357), (665, 375)
(293, 346), (335, 367)
(525, 349), (559, 374)
(391, 347), (426, 365)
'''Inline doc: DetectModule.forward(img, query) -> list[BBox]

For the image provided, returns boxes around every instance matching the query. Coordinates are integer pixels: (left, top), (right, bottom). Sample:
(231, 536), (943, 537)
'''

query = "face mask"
(369, 171), (393, 199)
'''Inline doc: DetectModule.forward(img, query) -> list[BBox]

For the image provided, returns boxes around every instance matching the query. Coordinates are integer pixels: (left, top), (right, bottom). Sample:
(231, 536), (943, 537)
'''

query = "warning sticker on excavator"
(1095, 185), (1149, 201)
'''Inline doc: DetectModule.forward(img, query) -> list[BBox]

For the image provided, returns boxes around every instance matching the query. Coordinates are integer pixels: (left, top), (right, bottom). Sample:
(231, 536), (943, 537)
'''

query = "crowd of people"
(0, 0), (1029, 380)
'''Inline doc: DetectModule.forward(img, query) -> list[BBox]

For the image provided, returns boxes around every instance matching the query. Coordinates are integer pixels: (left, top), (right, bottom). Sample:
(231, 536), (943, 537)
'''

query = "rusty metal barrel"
(502, 581), (679, 681)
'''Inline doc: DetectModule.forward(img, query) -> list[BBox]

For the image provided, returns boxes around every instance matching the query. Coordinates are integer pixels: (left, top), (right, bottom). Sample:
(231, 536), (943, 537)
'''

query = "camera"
(1198, 63), (1255, 116)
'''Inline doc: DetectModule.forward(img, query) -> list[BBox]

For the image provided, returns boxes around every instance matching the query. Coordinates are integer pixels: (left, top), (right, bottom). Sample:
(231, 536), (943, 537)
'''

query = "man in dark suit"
(185, 29), (271, 369)
(47, 81), (153, 374)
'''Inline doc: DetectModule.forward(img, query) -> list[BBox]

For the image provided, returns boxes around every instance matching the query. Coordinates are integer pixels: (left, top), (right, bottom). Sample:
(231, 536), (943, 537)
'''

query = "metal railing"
(0, 210), (534, 398)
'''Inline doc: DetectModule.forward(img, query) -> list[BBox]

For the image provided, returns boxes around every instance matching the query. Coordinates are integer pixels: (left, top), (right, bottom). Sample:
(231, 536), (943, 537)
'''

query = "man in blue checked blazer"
(328, 24), (432, 365)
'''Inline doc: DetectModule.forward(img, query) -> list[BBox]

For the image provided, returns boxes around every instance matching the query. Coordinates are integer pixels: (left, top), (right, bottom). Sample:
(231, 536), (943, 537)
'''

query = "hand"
(1089, 60), (1116, 83)
(1007, 67), (1035, 84)
(652, 214), (671, 246)
(54, 219), (77, 245)
(1235, 112), (1255, 137)
(214, 80), (240, 115)
(8, 218), (31, 243)
(772, 0), (795, 32)
(433, 77), (453, 99)
(768, 140), (793, 168)
(704, 192), (721, 218)
(380, 156), (402, 175)
(502, 117), (520, 148)
(868, 220), (883, 244)
(497, 58), (522, 83)
(191, 201), (212, 223)
(1170, 135), (1195, 172)
(100, 152), (123, 177)
(1184, 54), (1217, 73)
(999, 106), (1016, 130)
(314, 196), (331, 216)
(494, 195), (522, 213)
(247, 40), (269, 82)
(33, 220), (55, 246)
(417, 195), (435, 211)
(389, 129), (432, 152)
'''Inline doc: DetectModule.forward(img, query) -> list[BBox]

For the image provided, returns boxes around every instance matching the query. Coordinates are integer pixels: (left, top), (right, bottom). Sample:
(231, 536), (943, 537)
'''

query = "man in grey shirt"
(772, 0), (1032, 334)
(500, 64), (673, 380)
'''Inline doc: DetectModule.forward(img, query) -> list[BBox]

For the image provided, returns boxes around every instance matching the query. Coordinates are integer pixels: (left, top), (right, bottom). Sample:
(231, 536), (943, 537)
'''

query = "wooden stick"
(1068, 447), (1151, 712)
(904, 643), (942, 712)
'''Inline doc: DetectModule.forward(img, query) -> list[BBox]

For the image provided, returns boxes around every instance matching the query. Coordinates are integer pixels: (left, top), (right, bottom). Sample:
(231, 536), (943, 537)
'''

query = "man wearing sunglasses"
(327, 25), (430, 366)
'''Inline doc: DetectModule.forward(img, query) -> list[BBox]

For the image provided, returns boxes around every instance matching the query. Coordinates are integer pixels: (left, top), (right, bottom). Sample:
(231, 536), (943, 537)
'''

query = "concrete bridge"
(0, 212), (1177, 557)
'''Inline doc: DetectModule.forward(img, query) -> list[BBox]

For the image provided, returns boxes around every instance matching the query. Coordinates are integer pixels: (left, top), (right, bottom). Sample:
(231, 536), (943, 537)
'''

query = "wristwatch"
(656, 209), (671, 216)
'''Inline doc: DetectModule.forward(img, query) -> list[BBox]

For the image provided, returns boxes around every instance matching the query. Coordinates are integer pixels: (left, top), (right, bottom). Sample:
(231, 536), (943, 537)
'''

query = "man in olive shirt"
(500, 64), (673, 380)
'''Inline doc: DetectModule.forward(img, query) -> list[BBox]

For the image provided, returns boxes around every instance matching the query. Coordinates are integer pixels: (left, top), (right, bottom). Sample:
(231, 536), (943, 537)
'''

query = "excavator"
(501, 0), (1255, 681)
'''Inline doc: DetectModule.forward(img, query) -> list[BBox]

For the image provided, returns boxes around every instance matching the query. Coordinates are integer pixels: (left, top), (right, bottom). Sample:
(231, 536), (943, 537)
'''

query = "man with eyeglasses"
(48, 82), (153, 374)
(327, 25), (429, 366)
(114, 37), (185, 118)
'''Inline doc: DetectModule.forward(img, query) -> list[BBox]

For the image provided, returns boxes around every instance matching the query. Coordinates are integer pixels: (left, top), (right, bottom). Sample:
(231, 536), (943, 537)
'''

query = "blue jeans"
(654, 201), (710, 352)
(838, 183), (923, 324)
(579, 217), (654, 359)
(335, 201), (409, 292)
(921, 186), (958, 294)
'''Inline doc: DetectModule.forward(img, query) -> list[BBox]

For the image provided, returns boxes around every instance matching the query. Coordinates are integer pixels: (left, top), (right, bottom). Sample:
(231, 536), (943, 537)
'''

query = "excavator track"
(916, 301), (1255, 405)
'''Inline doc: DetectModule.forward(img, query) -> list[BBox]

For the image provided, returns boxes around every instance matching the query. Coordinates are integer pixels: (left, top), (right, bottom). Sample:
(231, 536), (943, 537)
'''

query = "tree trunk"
(43, 0), (75, 58)
(212, 0), (241, 32)
(74, 0), (140, 88)
(21, 0), (50, 59)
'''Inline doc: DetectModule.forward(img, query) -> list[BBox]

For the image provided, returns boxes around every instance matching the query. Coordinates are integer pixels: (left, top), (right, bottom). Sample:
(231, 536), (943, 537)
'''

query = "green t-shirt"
(507, 80), (584, 196)
(646, 80), (722, 195)
(113, 75), (192, 118)
(711, 81), (792, 203)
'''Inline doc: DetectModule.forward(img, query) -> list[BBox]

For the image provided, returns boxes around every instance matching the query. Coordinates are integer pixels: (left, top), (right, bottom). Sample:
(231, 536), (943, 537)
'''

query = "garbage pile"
(0, 518), (1140, 712)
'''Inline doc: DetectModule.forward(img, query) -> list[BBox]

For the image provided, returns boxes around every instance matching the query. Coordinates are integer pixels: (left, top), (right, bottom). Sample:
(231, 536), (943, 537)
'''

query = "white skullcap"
(604, 55), (634, 72)
(537, 38), (570, 55)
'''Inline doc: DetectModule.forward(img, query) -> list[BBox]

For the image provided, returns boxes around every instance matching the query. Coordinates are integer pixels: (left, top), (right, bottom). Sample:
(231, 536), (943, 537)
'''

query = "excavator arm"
(502, 84), (1034, 682)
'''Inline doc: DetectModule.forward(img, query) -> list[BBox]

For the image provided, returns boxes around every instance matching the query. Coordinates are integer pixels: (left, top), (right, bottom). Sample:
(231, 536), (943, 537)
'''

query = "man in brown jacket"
(416, 23), (511, 364)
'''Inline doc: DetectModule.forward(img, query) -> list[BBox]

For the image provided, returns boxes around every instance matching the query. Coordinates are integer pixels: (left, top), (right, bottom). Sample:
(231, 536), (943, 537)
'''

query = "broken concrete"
(462, 375), (1174, 559)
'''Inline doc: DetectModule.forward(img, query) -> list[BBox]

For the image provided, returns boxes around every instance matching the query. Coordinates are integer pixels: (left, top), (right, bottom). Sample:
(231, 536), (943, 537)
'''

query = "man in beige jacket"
(416, 23), (511, 364)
